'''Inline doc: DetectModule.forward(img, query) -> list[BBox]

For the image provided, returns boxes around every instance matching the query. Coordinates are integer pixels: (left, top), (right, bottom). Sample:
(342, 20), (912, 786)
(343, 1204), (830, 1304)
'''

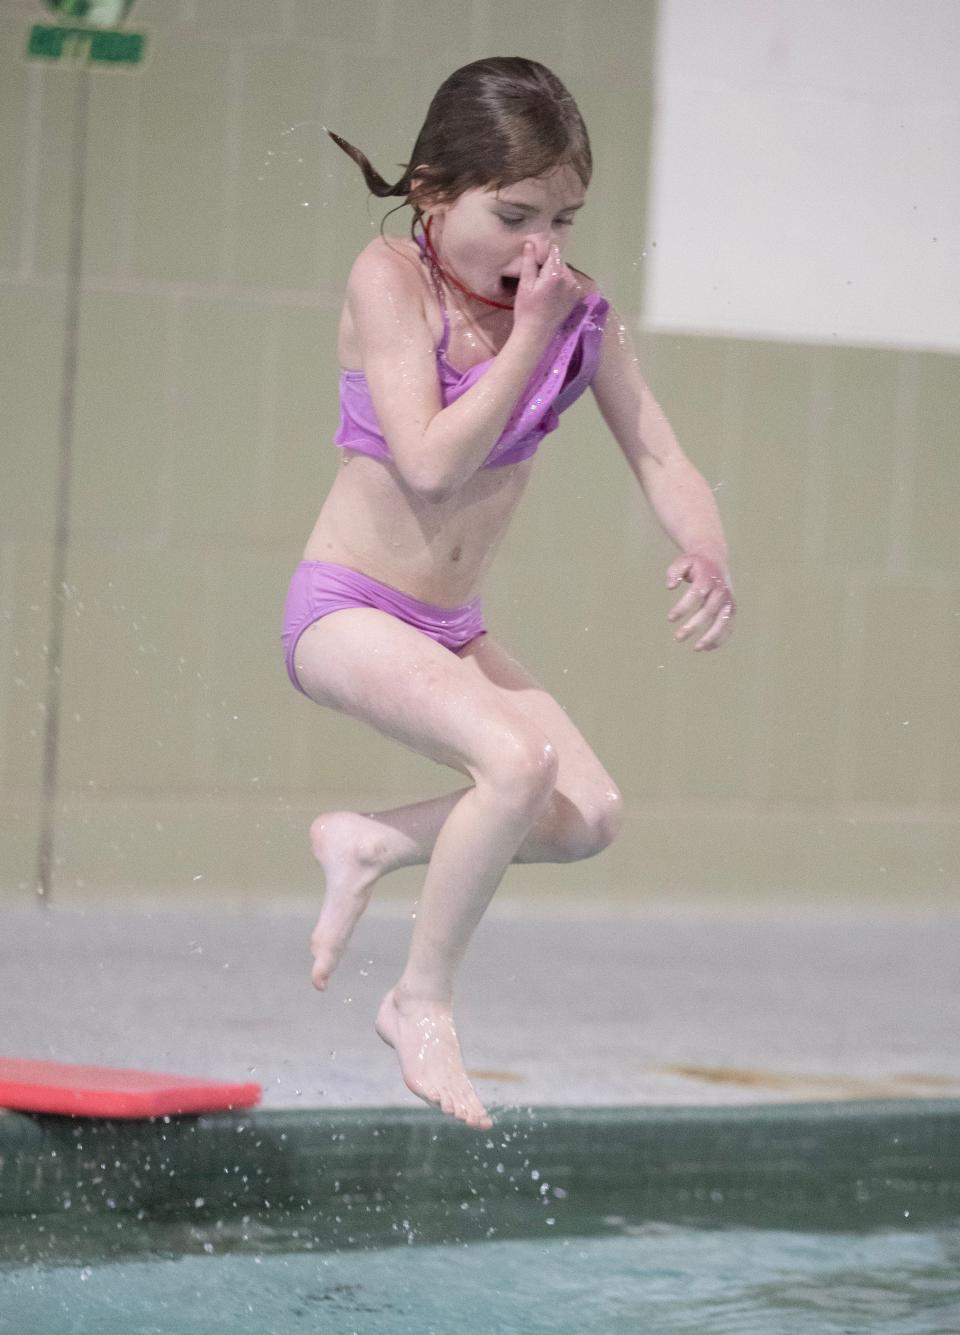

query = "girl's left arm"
(590, 302), (737, 653)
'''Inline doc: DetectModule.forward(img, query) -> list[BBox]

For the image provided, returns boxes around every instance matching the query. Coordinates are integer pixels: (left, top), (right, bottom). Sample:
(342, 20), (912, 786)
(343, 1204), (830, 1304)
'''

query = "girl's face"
(423, 164), (586, 307)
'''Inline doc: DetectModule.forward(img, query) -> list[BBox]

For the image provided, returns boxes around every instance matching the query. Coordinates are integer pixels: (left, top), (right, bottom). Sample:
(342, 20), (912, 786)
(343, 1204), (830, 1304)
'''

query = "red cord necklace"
(422, 215), (515, 312)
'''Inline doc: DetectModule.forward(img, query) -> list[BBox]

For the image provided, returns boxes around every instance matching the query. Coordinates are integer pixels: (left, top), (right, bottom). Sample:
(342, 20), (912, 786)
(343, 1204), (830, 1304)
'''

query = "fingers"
(672, 587), (735, 650)
(666, 556), (693, 591)
(520, 239), (537, 286)
(667, 581), (713, 622)
(531, 242), (566, 285)
(673, 585), (723, 638)
(665, 555), (734, 651)
(693, 602), (735, 651)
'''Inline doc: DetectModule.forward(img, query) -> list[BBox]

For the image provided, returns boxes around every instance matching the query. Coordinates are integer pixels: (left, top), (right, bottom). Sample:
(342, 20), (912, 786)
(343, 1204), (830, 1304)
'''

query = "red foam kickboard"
(0, 1057), (262, 1119)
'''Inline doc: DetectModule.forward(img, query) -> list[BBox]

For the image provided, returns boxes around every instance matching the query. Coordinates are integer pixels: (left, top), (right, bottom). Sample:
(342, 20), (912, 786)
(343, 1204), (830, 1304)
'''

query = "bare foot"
(374, 984), (493, 1131)
(308, 812), (388, 990)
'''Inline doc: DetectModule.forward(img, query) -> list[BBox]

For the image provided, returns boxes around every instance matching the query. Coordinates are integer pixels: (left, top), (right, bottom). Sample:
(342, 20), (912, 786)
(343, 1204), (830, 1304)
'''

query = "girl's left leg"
(308, 786), (589, 987)
(310, 632), (624, 988)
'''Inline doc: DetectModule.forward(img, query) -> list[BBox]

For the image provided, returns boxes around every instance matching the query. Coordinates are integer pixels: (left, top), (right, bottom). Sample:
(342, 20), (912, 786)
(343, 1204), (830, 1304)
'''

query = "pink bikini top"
(333, 230), (610, 469)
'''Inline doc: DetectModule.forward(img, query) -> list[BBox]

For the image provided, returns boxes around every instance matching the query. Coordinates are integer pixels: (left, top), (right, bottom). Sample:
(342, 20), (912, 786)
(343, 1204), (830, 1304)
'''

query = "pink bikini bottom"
(281, 560), (487, 696)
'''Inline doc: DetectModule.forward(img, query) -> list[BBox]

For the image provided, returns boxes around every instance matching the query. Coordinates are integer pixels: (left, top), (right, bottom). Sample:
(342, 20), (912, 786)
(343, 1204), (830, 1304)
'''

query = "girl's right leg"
(290, 606), (560, 1131)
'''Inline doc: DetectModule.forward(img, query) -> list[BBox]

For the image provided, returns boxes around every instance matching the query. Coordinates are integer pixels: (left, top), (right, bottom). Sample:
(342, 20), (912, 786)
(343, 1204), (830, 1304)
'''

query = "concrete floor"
(3, 898), (960, 1117)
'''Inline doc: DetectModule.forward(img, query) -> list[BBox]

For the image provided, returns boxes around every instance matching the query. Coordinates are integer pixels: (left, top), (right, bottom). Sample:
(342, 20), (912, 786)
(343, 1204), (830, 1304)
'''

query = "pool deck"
(3, 896), (960, 1118)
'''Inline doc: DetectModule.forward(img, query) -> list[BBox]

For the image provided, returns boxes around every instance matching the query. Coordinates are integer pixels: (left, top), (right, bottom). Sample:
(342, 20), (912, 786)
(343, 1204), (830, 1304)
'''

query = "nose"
(524, 228), (565, 268)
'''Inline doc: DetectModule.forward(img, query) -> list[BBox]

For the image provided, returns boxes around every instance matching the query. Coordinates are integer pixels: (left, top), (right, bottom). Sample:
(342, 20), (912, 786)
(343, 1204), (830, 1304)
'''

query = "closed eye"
(498, 215), (576, 228)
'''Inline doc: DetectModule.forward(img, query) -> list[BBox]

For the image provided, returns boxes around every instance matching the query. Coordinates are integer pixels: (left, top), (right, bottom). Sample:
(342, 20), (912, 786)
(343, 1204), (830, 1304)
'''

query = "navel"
(450, 545), (462, 562)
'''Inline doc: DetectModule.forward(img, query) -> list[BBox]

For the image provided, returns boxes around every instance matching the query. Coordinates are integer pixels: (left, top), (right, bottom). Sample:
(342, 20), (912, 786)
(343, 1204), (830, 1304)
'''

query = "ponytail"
(325, 128), (410, 200)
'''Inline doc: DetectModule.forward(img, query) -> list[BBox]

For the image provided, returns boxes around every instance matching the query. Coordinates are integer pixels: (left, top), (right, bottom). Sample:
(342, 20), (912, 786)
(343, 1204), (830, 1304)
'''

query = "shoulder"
(343, 236), (441, 372)
(350, 235), (422, 283)
(346, 236), (427, 305)
(348, 236), (449, 365)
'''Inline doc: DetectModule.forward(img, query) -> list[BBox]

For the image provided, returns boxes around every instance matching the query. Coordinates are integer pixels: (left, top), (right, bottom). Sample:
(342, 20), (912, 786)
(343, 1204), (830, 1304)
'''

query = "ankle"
(393, 977), (453, 1009)
(310, 811), (395, 871)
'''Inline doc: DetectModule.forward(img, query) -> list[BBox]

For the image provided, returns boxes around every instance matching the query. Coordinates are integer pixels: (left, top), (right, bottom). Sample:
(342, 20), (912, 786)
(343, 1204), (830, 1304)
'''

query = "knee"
(597, 784), (626, 850)
(568, 784), (625, 860)
(487, 732), (559, 812)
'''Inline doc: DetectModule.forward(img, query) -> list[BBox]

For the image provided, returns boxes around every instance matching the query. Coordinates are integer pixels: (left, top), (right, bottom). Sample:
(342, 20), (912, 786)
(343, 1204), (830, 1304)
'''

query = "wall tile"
(822, 346), (899, 573)
(166, 299), (277, 539)
(839, 578), (950, 804)
(130, 42), (231, 282)
(33, 63), (79, 278)
(0, 539), (56, 797)
(732, 342), (816, 567)
(0, 288), (64, 541)
(912, 353), (960, 573)
(237, 45), (345, 291)
(57, 543), (209, 793)
(754, 569), (850, 802)
(71, 290), (169, 537)
(0, 16), (32, 272)
(269, 304), (338, 537)
(82, 66), (140, 278)
(295, 0), (391, 47)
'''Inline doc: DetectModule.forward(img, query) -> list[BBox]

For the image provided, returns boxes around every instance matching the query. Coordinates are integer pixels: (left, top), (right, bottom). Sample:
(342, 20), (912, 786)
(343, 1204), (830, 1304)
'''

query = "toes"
(464, 1094), (491, 1129)
(310, 928), (339, 957)
(408, 1078), (440, 1107)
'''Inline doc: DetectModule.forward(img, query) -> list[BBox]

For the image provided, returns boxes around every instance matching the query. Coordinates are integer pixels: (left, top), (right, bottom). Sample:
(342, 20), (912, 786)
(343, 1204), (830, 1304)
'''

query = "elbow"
(416, 477), (453, 501)
(416, 476), (455, 504)
(406, 462), (456, 504)
(405, 453), (453, 504)
(391, 431), (456, 502)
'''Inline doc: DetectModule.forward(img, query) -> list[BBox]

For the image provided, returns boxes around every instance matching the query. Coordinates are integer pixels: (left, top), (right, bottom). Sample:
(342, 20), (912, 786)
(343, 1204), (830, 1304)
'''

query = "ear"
(410, 164), (445, 216)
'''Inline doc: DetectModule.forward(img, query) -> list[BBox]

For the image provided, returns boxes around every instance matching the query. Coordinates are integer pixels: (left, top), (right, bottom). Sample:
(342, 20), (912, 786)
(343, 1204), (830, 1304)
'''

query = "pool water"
(4, 1102), (960, 1333)
(2, 1203), (959, 1333)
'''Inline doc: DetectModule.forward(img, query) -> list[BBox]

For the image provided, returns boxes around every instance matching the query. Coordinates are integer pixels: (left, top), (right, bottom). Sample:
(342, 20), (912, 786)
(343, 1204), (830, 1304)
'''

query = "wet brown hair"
(326, 56), (592, 251)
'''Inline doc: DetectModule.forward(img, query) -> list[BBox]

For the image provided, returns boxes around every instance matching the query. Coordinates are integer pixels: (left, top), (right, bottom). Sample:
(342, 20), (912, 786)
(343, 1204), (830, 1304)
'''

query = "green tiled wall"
(1, 1), (957, 907)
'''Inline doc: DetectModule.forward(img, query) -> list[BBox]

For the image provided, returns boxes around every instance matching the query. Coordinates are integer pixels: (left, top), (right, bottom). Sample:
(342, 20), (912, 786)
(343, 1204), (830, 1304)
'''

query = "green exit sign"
(25, 2), (146, 68)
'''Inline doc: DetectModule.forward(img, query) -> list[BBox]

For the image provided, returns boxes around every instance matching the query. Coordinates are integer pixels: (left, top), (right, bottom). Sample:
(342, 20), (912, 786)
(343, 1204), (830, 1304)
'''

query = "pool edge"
(2, 1098), (959, 1220)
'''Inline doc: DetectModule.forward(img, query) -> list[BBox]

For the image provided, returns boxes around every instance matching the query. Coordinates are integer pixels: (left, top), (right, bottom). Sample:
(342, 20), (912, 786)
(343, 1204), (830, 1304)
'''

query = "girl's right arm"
(347, 240), (582, 500)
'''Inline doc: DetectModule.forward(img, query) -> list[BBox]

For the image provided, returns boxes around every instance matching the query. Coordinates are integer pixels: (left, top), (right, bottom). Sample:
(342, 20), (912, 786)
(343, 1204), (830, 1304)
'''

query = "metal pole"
(36, 66), (90, 906)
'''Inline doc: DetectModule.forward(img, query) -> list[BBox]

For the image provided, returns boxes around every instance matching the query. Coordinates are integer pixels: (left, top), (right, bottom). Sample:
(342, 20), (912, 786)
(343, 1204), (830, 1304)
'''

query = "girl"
(281, 58), (736, 1133)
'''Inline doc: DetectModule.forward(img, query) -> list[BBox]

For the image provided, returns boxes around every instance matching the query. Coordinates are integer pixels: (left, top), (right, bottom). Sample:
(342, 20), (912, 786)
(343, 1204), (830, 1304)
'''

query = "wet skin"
(301, 168), (734, 1131)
